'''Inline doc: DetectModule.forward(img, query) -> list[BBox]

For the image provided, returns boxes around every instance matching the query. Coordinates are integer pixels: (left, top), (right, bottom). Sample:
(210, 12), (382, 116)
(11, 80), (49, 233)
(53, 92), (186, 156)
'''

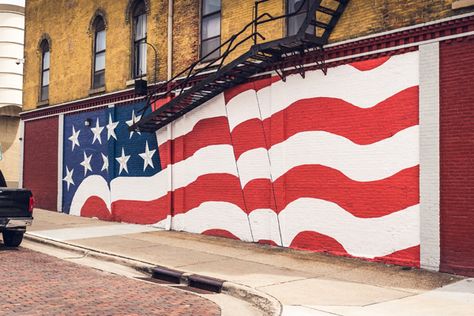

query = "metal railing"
(138, 0), (318, 116)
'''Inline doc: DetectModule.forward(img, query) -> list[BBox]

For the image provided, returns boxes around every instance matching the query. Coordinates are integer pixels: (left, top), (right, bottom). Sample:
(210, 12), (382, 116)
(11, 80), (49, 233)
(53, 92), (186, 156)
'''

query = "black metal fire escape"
(130, 0), (349, 133)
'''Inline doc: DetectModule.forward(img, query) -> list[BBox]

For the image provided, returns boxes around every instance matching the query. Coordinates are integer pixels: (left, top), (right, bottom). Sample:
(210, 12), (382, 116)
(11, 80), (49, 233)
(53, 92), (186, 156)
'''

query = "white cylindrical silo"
(0, 0), (24, 188)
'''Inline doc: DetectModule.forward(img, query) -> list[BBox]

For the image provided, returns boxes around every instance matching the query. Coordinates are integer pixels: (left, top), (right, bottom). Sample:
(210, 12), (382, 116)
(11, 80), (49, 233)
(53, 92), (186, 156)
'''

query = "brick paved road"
(0, 247), (220, 316)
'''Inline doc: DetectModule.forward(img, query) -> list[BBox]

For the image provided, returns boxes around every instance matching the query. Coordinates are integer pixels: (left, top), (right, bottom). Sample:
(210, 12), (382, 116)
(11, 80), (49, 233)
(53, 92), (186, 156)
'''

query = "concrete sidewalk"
(24, 209), (474, 316)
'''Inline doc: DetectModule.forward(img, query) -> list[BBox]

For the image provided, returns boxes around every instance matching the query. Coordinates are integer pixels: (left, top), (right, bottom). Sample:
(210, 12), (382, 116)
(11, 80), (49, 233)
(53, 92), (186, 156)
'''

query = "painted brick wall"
(440, 37), (474, 277)
(61, 102), (163, 224)
(151, 52), (421, 267)
(46, 52), (420, 268)
(23, 117), (58, 211)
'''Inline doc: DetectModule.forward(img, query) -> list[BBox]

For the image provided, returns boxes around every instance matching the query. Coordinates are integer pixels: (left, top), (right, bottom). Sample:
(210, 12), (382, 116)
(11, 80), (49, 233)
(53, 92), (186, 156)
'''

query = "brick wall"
(23, 0), (171, 111)
(23, 117), (58, 211)
(440, 37), (474, 277)
(172, 0), (200, 75)
(23, 0), (474, 112)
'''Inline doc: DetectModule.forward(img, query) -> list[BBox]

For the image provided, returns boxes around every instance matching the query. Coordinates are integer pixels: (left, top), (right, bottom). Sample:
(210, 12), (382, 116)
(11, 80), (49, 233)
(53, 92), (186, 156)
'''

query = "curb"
(222, 282), (282, 316)
(24, 233), (282, 316)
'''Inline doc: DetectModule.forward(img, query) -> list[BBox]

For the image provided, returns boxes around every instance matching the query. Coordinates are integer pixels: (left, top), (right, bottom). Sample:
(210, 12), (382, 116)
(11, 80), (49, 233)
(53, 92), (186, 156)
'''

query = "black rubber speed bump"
(151, 266), (183, 284)
(187, 275), (224, 293)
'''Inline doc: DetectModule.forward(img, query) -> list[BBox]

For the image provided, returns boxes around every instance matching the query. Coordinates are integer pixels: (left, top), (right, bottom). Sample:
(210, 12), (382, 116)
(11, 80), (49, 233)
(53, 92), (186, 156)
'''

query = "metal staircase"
(131, 0), (350, 133)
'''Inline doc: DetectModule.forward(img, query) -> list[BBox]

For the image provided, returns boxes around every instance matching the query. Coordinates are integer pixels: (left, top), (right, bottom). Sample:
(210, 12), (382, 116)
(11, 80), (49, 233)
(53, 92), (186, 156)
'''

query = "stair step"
(317, 6), (338, 16)
(310, 20), (329, 29)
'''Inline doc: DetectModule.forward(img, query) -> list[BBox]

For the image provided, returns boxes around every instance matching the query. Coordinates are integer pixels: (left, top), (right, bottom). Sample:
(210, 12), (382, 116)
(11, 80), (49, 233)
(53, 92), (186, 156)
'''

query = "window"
(201, 0), (221, 61)
(92, 16), (106, 89)
(40, 40), (50, 101)
(132, 1), (147, 78)
(286, 0), (314, 36)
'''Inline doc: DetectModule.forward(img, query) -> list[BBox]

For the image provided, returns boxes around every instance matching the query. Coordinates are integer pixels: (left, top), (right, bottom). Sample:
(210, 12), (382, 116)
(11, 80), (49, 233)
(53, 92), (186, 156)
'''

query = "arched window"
(92, 16), (106, 88)
(40, 40), (50, 101)
(132, 0), (147, 78)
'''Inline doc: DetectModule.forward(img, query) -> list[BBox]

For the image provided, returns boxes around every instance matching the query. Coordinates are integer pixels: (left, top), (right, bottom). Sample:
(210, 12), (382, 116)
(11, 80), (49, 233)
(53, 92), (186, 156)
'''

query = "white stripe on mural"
(169, 201), (254, 242)
(270, 52), (419, 116)
(158, 52), (419, 141)
(248, 209), (282, 245)
(237, 147), (272, 187)
(268, 126), (419, 182)
(279, 198), (420, 258)
(227, 89), (261, 131)
(154, 199), (419, 258)
(110, 144), (237, 202)
(69, 175), (111, 216)
(156, 93), (226, 144)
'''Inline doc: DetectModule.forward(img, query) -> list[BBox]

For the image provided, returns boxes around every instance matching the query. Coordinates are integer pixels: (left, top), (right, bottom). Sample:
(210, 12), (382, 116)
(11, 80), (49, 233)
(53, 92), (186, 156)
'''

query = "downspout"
(167, 0), (174, 230)
(167, 0), (173, 80)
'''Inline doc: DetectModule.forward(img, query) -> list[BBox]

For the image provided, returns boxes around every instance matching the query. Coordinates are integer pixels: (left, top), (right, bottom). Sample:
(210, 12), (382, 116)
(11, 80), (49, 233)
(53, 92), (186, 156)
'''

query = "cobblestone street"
(0, 246), (220, 316)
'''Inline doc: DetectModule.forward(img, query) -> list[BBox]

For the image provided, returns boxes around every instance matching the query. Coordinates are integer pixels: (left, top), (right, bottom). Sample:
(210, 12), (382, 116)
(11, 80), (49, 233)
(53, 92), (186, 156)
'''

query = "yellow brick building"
(23, 0), (474, 111)
(19, 0), (474, 276)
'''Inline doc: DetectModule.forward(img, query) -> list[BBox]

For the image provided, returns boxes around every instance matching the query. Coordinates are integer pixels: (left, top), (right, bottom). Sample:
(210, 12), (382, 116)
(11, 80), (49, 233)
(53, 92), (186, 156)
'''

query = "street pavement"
(19, 209), (474, 315)
(0, 246), (220, 316)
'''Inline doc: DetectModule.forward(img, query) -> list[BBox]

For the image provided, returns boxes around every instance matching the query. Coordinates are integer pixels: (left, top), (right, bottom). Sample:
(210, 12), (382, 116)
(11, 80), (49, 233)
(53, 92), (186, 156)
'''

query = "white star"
(80, 152), (93, 176)
(101, 153), (109, 172)
(115, 148), (130, 175)
(62, 166), (75, 191)
(139, 141), (156, 171)
(126, 110), (142, 139)
(91, 118), (104, 144)
(68, 126), (80, 151)
(106, 114), (119, 141)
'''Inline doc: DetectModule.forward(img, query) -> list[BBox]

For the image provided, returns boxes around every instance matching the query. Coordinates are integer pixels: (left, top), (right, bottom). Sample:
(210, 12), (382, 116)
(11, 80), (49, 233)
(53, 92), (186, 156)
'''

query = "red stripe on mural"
(349, 56), (391, 71)
(172, 173), (245, 215)
(231, 118), (269, 159)
(272, 165), (419, 217)
(113, 164), (418, 218)
(160, 87), (419, 166)
(81, 196), (112, 221)
(158, 116), (231, 165)
(290, 231), (348, 255)
(374, 246), (420, 268)
(202, 229), (241, 240)
(111, 198), (170, 225)
(159, 140), (171, 169)
(290, 230), (419, 267)
(262, 86), (419, 148)
(242, 178), (276, 213)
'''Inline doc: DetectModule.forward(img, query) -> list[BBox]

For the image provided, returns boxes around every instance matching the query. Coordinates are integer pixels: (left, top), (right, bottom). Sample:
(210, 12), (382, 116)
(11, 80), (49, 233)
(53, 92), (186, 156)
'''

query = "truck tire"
(2, 230), (24, 247)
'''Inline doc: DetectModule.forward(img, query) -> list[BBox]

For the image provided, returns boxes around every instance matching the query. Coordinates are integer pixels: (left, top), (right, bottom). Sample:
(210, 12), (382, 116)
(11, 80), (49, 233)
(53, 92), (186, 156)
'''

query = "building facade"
(21, 0), (474, 276)
(0, 1), (24, 187)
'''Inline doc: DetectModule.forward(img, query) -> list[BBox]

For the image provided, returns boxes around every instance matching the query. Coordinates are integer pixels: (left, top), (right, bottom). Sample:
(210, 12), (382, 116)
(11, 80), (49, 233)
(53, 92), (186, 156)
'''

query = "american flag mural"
(62, 51), (420, 267)
(62, 103), (162, 221)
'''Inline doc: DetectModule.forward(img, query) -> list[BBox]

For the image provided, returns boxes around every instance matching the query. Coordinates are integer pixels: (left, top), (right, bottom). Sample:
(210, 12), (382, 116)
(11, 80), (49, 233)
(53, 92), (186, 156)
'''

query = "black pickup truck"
(0, 169), (34, 247)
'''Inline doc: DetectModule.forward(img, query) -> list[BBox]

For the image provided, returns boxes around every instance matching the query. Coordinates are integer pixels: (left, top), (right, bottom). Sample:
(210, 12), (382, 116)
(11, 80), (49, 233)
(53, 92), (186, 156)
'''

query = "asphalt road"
(0, 245), (220, 316)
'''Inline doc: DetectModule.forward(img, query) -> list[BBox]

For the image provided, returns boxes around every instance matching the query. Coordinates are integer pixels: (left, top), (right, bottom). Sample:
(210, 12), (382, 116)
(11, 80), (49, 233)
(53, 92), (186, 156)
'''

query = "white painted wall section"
(419, 42), (441, 271)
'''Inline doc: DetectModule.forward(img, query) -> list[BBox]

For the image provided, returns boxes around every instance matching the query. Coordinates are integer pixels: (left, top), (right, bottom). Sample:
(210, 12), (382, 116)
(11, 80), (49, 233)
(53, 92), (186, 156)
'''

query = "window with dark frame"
(133, 1), (147, 78)
(286, 0), (314, 36)
(40, 40), (50, 102)
(93, 16), (106, 89)
(201, 0), (221, 61)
